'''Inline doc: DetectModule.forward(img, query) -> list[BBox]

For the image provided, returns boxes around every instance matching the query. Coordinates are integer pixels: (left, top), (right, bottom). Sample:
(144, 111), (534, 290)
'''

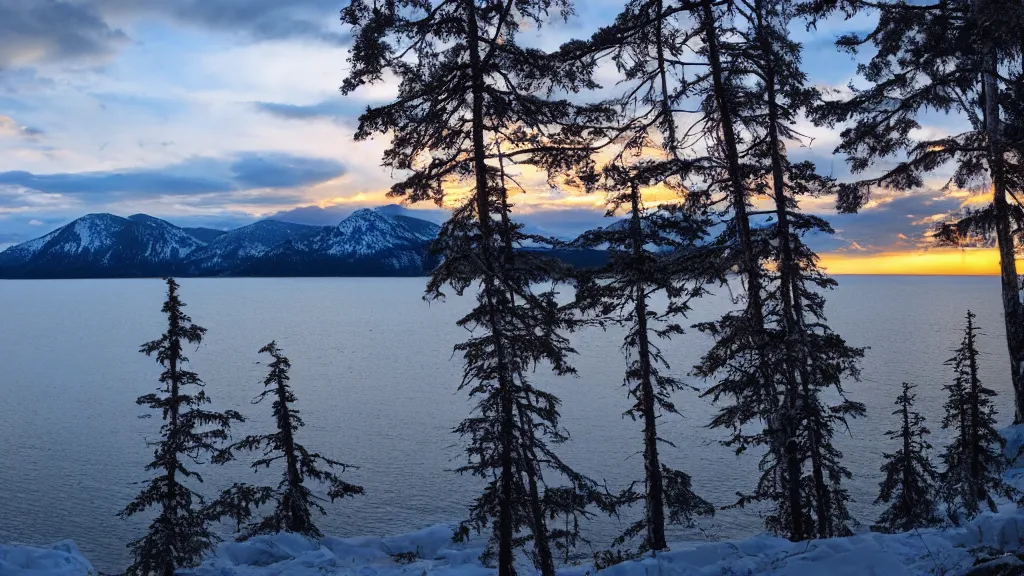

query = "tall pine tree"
(341, 1), (615, 573)
(694, 0), (865, 540)
(572, 185), (716, 554)
(938, 311), (1013, 523)
(805, 0), (1024, 422)
(208, 341), (364, 540)
(558, 0), (722, 552)
(742, 0), (866, 539)
(874, 382), (940, 533)
(674, 0), (806, 541)
(119, 278), (243, 576)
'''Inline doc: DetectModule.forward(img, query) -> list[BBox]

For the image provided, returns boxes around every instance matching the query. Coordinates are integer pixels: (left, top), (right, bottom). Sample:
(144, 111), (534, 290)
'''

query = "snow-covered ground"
(7, 427), (1024, 576)
(6, 513), (1024, 576)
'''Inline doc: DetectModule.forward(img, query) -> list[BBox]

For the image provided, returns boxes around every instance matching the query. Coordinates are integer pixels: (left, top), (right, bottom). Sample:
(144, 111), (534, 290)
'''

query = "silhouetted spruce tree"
(738, 0), (866, 539)
(938, 311), (1013, 523)
(572, 184), (716, 554)
(874, 382), (940, 533)
(119, 277), (243, 576)
(558, 0), (723, 551)
(804, 0), (1024, 423)
(208, 341), (364, 540)
(341, 2), (616, 573)
(681, 0), (865, 541)
(663, 0), (808, 541)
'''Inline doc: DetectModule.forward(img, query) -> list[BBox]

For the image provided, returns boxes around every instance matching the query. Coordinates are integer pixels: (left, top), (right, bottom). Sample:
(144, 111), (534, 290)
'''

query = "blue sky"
(0, 0), (978, 263)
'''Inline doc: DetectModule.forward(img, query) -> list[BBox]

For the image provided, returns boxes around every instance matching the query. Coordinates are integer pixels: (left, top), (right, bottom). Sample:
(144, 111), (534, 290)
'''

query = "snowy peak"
(0, 213), (204, 277)
(187, 220), (319, 272)
(326, 208), (439, 257)
(60, 213), (127, 254)
(243, 209), (441, 276)
(0, 210), (443, 278)
(212, 220), (317, 250)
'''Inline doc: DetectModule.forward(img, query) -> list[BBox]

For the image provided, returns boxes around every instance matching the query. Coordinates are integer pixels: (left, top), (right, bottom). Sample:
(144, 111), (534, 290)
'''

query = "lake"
(0, 276), (1015, 572)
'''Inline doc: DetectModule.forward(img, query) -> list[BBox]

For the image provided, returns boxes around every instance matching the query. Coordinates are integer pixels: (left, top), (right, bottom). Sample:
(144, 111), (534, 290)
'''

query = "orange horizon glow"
(819, 248), (1007, 276)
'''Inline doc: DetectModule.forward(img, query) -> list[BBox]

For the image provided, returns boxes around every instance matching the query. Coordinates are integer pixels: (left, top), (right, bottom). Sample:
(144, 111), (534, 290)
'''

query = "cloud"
(94, 0), (348, 45)
(268, 202), (447, 226)
(269, 203), (353, 225)
(514, 207), (613, 239)
(0, 0), (129, 68)
(230, 154), (346, 188)
(0, 115), (44, 139)
(254, 99), (363, 121)
(0, 0), (347, 71)
(0, 152), (346, 198)
(818, 191), (963, 253)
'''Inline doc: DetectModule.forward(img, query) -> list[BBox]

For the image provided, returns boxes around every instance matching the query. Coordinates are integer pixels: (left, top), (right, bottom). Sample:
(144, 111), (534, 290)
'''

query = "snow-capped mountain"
(0, 213), (204, 278)
(0, 209), (442, 278)
(186, 220), (319, 274)
(242, 208), (441, 276)
(0, 227), (62, 267)
(299, 208), (437, 258)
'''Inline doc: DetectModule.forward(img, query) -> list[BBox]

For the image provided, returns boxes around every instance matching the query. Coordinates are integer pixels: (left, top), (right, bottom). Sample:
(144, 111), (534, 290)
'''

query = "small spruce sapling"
(119, 277), (243, 576)
(209, 341), (364, 539)
(874, 382), (940, 533)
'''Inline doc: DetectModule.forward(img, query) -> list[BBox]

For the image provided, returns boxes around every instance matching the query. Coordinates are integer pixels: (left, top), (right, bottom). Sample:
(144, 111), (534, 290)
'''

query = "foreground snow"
(5, 512), (1024, 576)
(9, 426), (1024, 576)
(0, 540), (96, 576)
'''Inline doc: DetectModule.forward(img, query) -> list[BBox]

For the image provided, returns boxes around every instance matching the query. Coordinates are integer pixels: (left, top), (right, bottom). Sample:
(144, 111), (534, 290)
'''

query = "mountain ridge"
(0, 207), (608, 279)
(0, 209), (440, 278)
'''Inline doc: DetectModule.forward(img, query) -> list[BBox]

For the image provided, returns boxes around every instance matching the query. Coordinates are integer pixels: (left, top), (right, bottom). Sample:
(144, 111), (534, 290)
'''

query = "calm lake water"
(0, 276), (1015, 572)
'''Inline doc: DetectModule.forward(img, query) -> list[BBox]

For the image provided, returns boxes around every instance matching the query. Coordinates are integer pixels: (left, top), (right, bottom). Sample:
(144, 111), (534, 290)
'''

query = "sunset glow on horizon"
(819, 248), (1006, 276)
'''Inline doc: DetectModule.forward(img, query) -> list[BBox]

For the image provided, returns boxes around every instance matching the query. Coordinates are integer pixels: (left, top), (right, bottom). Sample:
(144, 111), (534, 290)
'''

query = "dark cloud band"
(0, 152), (346, 196)
(0, 0), (129, 67)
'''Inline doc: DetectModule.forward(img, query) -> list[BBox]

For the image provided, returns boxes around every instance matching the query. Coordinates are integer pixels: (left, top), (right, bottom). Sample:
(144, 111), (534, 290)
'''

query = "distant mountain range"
(0, 207), (606, 278)
(0, 208), (441, 278)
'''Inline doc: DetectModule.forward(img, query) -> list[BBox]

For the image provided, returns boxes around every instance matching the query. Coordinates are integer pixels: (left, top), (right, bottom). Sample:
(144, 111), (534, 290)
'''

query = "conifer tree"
(938, 311), (1013, 523)
(341, 2), (616, 573)
(804, 0), (1024, 422)
(693, 0), (865, 540)
(572, 184), (716, 554)
(558, 0), (722, 552)
(119, 278), (243, 576)
(740, 0), (866, 539)
(874, 382), (940, 533)
(208, 341), (364, 540)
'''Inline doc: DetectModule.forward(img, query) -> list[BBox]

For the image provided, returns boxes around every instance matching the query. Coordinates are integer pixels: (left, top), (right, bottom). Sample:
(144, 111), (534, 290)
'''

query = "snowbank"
(1002, 424), (1024, 468)
(0, 540), (96, 576)
(9, 426), (1024, 576)
(4, 512), (1024, 576)
(185, 511), (1024, 576)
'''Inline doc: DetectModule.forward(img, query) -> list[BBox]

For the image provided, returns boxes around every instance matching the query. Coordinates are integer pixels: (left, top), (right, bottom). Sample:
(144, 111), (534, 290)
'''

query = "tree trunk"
(967, 314), (983, 503)
(164, 308), (180, 576)
(901, 393), (912, 532)
(518, 401), (555, 576)
(654, 0), (676, 154)
(700, 0), (764, 323)
(629, 187), (668, 551)
(755, 0), (808, 541)
(702, 0), (798, 540)
(277, 377), (304, 534)
(464, 0), (516, 572)
(977, 0), (1024, 423)
(495, 146), (554, 576)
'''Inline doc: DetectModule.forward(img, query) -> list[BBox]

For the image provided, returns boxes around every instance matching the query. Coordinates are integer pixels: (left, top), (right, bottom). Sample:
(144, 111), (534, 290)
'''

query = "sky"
(0, 0), (1000, 274)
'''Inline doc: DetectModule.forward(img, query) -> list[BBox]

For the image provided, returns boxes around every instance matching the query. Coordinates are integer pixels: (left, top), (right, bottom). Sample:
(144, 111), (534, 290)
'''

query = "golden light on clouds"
(820, 248), (1004, 276)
